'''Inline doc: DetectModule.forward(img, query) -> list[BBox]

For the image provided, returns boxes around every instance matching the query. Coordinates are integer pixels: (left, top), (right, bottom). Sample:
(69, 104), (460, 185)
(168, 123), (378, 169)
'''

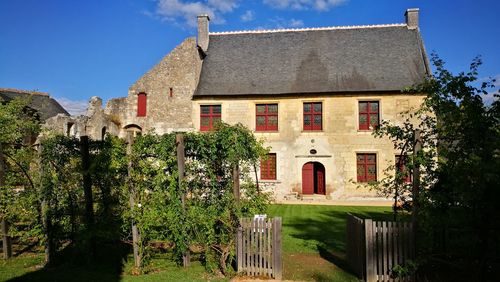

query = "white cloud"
(240, 10), (255, 22)
(154, 0), (238, 27)
(55, 97), (88, 116)
(289, 18), (304, 27)
(208, 0), (237, 13)
(266, 17), (305, 29)
(263, 0), (346, 11)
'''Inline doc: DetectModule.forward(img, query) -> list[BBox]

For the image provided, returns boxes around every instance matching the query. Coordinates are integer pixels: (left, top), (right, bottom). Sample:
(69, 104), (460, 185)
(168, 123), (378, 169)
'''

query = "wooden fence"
(236, 217), (282, 279)
(346, 213), (415, 282)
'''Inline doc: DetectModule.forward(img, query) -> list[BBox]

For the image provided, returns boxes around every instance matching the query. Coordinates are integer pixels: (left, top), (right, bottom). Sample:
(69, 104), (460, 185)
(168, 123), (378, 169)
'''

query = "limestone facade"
(192, 94), (425, 200)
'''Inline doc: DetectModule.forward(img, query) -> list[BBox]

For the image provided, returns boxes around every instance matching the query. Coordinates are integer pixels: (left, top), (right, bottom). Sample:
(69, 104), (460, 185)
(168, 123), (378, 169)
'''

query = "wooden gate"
(236, 217), (282, 279)
(346, 213), (415, 282)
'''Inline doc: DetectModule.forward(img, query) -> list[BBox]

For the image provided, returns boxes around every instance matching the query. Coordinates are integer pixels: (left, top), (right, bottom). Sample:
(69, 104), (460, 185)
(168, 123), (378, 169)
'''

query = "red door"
(302, 163), (314, 195)
(316, 165), (325, 194)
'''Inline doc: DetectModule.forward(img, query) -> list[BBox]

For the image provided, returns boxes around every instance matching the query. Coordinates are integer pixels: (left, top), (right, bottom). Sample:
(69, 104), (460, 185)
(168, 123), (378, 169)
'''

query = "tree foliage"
(0, 97), (42, 243)
(373, 54), (500, 277)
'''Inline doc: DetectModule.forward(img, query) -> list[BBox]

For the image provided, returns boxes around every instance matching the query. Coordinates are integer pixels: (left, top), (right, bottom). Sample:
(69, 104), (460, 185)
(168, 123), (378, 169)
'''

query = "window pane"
(201, 106), (210, 114)
(357, 154), (364, 163)
(257, 116), (265, 125)
(304, 115), (311, 125)
(370, 102), (379, 112)
(213, 117), (221, 124)
(304, 103), (311, 113)
(314, 115), (322, 125)
(314, 103), (322, 112)
(359, 102), (368, 112)
(212, 105), (221, 114)
(268, 104), (278, 113)
(268, 116), (278, 126)
(367, 165), (376, 176)
(359, 114), (367, 125)
(201, 117), (210, 126)
(370, 114), (379, 126)
(357, 165), (365, 176)
(256, 105), (266, 113)
(367, 154), (376, 163)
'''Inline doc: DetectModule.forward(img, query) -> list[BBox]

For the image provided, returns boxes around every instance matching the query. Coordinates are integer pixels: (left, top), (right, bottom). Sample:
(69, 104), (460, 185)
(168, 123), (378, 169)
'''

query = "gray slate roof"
(195, 25), (429, 97)
(0, 88), (69, 120)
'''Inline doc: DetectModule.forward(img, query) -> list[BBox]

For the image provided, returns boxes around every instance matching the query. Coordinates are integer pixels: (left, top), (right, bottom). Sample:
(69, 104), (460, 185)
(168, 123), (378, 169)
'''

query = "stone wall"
(119, 37), (203, 135)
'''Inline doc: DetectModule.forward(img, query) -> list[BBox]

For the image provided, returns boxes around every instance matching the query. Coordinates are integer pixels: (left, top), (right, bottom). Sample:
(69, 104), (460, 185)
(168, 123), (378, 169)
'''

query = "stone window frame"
(255, 103), (278, 132)
(358, 100), (380, 130)
(260, 153), (277, 180)
(356, 152), (377, 182)
(200, 104), (221, 131)
(303, 101), (323, 131)
(137, 92), (147, 117)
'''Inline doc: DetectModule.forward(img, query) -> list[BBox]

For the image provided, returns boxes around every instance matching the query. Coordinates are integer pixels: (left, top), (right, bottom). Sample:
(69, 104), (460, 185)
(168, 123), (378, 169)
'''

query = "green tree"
(373, 54), (500, 279)
(0, 97), (42, 258)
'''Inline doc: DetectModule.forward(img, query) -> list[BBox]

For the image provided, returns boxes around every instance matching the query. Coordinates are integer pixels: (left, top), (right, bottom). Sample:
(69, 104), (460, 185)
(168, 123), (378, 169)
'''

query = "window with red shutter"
(357, 153), (377, 182)
(137, 92), (147, 117)
(200, 105), (221, 131)
(396, 155), (412, 183)
(256, 104), (278, 131)
(303, 102), (322, 131)
(260, 153), (276, 180)
(359, 101), (379, 130)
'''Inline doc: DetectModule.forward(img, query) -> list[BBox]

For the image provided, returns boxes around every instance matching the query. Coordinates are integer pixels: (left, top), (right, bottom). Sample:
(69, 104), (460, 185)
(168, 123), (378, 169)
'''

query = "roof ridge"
(0, 88), (49, 96)
(210, 23), (407, 36)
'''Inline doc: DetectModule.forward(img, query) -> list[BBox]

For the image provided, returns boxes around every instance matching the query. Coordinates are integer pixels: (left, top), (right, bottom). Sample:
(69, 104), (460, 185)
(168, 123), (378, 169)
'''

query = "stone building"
(55, 8), (430, 201)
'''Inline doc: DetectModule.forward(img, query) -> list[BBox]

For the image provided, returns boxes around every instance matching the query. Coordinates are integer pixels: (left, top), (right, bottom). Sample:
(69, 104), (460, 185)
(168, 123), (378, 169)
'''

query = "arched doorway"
(124, 124), (142, 138)
(302, 162), (325, 195)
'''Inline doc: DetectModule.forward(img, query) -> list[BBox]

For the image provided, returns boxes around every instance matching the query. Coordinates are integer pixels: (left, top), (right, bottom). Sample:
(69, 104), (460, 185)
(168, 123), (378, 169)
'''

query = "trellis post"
(412, 129), (422, 254)
(0, 142), (12, 259)
(80, 136), (95, 258)
(176, 133), (190, 267)
(127, 132), (141, 268)
(233, 164), (240, 204)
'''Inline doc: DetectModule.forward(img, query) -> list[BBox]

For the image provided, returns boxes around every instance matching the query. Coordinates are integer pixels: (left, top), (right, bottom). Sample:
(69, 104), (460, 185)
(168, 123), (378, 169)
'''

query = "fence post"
(365, 219), (376, 282)
(272, 217), (282, 280)
(176, 133), (190, 267)
(127, 132), (141, 268)
(0, 142), (12, 259)
(237, 223), (243, 273)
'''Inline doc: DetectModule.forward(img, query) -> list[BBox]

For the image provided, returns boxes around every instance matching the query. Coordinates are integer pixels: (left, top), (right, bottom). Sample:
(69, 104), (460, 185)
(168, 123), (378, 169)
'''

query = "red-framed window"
(359, 101), (379, 130)
(256, 104), (278, 131)
(357, 153), (377, 182)
(303, 102), (322, 131)
(200, 105), (221, 131)
(137, 92), (147, 117)
(396, 155), (412, 183)
(260, 153), (276, 180)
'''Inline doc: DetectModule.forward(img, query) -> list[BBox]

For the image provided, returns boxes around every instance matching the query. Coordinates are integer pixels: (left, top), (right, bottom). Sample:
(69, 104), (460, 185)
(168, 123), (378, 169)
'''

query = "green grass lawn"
(1, 204), (392, 282)
(267, 204), (393, 281)
(0, 252), (227, 282)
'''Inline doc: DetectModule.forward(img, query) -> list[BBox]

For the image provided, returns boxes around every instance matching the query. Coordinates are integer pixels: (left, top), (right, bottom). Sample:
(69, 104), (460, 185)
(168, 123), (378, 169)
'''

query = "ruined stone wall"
(192, 94), (425, 200)
(120, 37), (203, 135)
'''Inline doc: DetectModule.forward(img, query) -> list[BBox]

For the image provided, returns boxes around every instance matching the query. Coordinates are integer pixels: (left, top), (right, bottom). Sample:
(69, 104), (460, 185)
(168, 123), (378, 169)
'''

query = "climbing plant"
(127, 123), (271, 274)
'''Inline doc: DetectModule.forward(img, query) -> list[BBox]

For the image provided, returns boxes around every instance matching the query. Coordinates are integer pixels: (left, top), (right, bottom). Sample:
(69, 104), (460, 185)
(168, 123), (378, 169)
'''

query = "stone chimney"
(197, 14), (210, 52)
(405, 8), (419, 29)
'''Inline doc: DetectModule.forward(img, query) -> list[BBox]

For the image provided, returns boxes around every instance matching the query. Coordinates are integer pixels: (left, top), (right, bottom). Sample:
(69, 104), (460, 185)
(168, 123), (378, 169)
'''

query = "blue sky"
(1, 0), (498, 114)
